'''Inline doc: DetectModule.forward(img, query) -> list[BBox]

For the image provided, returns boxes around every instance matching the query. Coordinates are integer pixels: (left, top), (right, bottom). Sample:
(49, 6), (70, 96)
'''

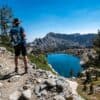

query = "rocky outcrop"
(29, 32), (96, 52)
(0, 47), (83, 100)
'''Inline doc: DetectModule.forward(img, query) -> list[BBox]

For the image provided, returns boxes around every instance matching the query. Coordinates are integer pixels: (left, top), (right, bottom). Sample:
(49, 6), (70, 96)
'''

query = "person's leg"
(21, 44), (28, 73)
(23, 56), (28, 73)
(14, 45), (20, 73)
(15, 56), (19, 72)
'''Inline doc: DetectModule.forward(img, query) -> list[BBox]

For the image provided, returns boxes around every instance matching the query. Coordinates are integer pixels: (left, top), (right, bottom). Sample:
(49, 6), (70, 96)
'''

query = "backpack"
(10, 26), (25, 46)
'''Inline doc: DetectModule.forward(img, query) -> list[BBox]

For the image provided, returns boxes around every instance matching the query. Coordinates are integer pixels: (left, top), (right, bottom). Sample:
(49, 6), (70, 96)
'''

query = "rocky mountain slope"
(30, 32), (96, 51)
(0, 47), (83, 100)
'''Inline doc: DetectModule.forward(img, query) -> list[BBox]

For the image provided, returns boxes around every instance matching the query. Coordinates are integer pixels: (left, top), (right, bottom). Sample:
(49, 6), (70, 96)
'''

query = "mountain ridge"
(29, 32), (96, 52)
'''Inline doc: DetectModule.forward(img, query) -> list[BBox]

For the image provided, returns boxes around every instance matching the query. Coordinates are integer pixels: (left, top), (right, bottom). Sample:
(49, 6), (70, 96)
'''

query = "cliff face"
(0, 47), (83, 100)
(30, 32), (96, 51)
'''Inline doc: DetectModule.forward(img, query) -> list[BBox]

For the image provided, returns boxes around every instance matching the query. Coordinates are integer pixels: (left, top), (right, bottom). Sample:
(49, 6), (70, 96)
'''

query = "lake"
(47, 53), (82, 77)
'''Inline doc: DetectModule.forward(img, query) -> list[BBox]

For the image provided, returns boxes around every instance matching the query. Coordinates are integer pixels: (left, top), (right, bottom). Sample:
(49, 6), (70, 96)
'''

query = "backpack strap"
(10, 26), (22, 46)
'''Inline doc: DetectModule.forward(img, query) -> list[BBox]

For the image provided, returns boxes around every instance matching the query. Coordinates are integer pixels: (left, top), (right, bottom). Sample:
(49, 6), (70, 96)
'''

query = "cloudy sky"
(0, 0), (100, 41)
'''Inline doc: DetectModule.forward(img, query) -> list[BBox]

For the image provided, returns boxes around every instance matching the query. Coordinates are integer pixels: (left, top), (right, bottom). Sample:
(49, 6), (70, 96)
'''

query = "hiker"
(9, 18), (28, 73)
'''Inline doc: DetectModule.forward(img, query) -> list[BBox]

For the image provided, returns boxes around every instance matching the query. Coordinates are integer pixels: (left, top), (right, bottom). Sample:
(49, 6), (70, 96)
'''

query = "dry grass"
(77, 78), (100, 100)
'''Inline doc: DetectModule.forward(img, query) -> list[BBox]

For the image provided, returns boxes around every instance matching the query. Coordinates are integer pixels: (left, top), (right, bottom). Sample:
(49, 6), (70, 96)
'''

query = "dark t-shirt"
(10, 26), (26, 46)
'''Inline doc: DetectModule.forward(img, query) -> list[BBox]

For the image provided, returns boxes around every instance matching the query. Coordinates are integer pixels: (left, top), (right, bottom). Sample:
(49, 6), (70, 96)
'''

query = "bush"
(28, 54), (56, 74)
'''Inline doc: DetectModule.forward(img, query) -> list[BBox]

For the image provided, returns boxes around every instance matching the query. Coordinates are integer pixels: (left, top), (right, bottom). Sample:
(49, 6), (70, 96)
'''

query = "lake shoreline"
(48, 64), (59, 75)
(47, 53), (82, 77)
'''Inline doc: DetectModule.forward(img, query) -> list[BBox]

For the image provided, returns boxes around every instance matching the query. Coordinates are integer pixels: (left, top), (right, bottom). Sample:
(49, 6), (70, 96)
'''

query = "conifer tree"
(93, 30), (100, 67)
(0, 5), (13, 35)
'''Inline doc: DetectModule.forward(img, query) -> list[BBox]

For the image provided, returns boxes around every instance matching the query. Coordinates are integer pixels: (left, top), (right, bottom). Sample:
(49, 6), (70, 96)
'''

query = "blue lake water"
(47, 53), (82, 77)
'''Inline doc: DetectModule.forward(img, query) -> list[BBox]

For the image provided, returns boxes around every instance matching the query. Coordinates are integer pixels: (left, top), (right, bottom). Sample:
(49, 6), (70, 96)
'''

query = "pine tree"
(0, 5), (13, 35)
(93, 30), (100, 67)
(0, 5), (13, 52)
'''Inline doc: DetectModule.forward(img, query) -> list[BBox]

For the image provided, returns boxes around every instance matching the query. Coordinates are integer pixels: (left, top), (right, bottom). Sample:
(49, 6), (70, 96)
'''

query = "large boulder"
(43, 79), (56, 87)
(9, 75), (21, 82)
(22, 89), (32, 100)
(9, 91), (21, 100)
(0, 82), (3, 88)
(34, 85), (41, 97)
(40, 90), (47, 96)
(0, 67), (11, 80)
(53, 95), (65, 100)
(40, 84), (47, 90)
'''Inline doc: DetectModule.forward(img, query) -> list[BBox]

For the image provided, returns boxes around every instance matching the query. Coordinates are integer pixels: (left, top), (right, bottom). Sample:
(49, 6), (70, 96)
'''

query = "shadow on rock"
(0, 72), (19, 80)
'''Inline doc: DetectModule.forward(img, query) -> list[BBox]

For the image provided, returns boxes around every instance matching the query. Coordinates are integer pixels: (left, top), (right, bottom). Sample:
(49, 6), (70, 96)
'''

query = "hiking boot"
(25, 67), (28, 74)
(15, 67), (18, 73)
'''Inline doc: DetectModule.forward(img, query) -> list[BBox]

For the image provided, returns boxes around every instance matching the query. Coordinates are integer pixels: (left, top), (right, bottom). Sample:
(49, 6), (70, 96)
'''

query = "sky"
(0, 0), (100, 42)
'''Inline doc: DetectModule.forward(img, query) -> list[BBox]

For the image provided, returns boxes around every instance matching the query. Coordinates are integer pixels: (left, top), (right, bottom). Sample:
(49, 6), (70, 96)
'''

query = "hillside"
(30, 32), (96, 52)
(0, 47), (83, 100)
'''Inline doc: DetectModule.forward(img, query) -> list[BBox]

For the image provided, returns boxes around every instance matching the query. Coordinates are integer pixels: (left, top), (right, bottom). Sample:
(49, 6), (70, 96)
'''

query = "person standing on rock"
(9, 18), (28, 74)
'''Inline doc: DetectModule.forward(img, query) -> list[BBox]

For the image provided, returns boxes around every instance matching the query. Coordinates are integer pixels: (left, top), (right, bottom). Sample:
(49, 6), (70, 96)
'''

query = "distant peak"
(47, 32), (55, 35)
(46, 32), (56, 37)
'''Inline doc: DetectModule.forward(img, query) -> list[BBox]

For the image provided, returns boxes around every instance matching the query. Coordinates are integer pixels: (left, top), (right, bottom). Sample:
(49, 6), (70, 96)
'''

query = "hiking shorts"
(14, 44), (27, 56)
